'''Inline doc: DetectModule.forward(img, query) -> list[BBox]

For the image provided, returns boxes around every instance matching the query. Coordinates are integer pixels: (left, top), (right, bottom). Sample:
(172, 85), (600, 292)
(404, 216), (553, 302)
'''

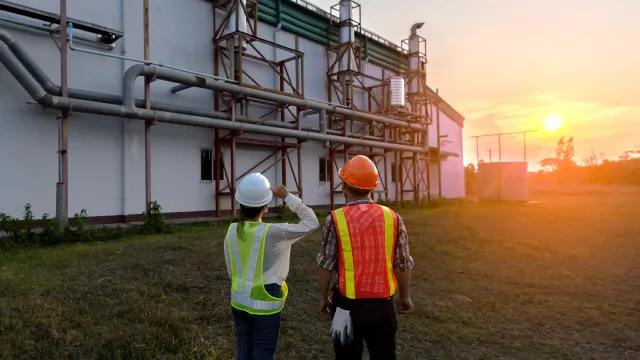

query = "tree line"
(535, 136), (640, 186)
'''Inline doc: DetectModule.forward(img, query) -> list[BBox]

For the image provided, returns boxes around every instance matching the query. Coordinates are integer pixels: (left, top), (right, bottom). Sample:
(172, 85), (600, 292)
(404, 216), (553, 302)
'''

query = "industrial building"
(0, 0), (465, 225)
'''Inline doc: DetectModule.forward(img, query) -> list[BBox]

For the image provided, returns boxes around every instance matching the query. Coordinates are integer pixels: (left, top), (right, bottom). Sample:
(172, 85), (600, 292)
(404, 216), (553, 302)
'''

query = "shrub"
(0, 201), (177, 249)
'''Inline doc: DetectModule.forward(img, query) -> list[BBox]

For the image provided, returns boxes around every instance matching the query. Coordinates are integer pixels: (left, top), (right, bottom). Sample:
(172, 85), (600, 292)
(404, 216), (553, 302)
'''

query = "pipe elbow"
(122, 64), (149, 107)
(0, 29), (15, 45)
(123, 64), (147, 81)
(410, 22), (425, 36)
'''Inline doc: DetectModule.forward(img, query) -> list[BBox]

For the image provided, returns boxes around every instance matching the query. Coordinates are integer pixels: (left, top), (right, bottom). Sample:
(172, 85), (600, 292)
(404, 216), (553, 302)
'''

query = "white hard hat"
(235, 173), (273, 207)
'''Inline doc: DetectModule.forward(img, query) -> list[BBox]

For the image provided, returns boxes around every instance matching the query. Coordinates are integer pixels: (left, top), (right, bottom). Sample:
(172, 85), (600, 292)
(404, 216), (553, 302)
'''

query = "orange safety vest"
(332, 203), (398, 299)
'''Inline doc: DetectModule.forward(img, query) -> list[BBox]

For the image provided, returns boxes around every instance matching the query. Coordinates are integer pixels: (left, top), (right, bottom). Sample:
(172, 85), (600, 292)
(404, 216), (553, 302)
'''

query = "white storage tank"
(477, 162), (529, 201)
(390, 76), (405, 107)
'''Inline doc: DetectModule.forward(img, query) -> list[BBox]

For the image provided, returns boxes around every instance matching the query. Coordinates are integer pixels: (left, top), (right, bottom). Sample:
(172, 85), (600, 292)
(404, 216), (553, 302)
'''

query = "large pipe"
(0, 29), (389, 141)
(0, 43), (428, 154)
(338, 0), (355, 107)
(227, 0), (247, 51)
(122, 64), (426, 132)
(407, 23), (423, 95)
(0, 29), (425, 136)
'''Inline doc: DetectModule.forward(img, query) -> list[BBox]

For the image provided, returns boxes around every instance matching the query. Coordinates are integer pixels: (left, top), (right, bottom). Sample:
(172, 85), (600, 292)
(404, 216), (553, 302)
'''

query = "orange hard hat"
(339, 155), (379, 190)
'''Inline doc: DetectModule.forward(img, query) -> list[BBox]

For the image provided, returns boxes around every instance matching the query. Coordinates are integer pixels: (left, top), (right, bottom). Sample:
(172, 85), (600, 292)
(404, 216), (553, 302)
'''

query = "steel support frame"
(212, 0), (303, 217)
(326, 47), (392, 208)
(326, 21), (433, 208)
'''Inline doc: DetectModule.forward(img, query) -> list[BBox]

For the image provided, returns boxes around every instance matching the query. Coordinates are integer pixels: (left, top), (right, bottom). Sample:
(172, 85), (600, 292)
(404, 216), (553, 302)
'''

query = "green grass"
(2, 188), (640, 359)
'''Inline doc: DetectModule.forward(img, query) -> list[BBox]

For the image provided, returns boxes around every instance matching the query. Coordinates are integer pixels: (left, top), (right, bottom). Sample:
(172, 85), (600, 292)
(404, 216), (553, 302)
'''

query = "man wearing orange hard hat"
(316, 155), (414, 360)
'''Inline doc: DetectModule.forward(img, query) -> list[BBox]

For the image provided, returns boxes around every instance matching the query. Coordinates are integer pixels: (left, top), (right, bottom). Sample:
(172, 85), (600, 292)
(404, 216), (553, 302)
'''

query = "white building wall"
(0, 0), (464, 219)
(437, 112), (465, 199)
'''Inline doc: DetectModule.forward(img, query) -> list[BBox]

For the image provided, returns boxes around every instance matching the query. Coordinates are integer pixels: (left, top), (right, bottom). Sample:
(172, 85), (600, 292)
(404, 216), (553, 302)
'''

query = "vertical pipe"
(57, 0), (69, 230)
(143, 0), (151, 216)
(275, 0), (282, 27)
(498, 134), (502, 162)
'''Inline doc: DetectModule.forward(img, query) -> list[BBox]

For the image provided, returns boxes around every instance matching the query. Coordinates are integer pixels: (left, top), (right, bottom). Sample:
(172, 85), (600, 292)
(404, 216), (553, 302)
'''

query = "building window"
(201, 149), (224, 181)
(319, 158), (328, 182)
(391, 162), (398, 183)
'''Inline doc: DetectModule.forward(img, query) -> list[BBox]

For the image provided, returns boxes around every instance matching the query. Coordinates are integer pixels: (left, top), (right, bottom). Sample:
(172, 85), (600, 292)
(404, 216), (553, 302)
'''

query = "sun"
(543, 115), (563, 131)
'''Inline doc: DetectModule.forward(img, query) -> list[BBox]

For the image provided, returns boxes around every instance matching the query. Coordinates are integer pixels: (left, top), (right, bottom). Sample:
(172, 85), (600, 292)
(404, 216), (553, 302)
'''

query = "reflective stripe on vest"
(227, 222), (285, 313)
(333, 204), (398, 299)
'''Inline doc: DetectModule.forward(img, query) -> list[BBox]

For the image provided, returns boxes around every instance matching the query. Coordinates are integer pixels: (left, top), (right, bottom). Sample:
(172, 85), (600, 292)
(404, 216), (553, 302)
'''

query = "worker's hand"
(319, 295), (332, 318)
(271, 185), (290, 200)
(395, 296), (413, 315)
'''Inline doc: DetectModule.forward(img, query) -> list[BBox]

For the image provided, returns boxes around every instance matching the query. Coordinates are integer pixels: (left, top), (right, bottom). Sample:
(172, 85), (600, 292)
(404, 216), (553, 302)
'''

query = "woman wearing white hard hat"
(223, 172), (319, 360)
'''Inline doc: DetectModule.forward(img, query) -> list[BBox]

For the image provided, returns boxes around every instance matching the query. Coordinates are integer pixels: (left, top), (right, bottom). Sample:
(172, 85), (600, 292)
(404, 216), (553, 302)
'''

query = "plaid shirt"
(316, 199), (414, 284)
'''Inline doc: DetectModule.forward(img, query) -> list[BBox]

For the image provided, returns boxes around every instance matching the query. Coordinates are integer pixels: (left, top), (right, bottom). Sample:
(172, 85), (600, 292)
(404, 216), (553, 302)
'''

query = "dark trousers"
(330, 287), (398, 360)
(232, 284), (283, 360)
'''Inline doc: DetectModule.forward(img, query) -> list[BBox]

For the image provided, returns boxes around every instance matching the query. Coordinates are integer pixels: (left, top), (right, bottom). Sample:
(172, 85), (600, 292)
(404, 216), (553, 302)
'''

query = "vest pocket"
(264, 283), (282, 298)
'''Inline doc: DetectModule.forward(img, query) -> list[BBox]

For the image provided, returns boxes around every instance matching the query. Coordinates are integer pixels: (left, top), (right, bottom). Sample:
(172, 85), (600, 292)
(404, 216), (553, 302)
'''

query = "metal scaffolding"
(0, 0), (458, 230)
(325, 0), (437, 207)
(211, 0), (304, 216)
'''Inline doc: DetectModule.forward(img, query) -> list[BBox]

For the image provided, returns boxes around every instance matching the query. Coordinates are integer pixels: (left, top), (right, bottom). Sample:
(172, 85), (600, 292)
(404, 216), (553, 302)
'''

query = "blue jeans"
(232, 284), (283, 360)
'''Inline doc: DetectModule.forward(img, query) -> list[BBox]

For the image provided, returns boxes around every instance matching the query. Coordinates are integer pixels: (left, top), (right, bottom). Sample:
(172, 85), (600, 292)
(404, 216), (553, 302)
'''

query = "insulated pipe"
(0, 29), (412, 143)
(0, 29), (421, 147)
(0, 15), (114, 50)
(122, 64), (427, 132)
(0, 32), (388, 140)
(319, 110), (327, 134)
(0, 44), (428, 154)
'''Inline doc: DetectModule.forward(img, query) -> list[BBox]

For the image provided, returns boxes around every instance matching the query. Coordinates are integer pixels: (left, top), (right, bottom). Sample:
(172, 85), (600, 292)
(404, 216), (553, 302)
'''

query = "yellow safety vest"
(226, 222), (289, 315)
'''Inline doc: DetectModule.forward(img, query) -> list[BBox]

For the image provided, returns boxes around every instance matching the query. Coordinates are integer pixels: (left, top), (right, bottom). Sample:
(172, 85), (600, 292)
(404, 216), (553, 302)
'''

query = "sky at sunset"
(313, 0), (640, 168)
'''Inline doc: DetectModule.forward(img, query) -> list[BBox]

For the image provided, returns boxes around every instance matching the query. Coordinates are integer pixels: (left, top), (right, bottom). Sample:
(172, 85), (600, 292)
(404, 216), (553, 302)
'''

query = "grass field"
(2, 187), (640, 359)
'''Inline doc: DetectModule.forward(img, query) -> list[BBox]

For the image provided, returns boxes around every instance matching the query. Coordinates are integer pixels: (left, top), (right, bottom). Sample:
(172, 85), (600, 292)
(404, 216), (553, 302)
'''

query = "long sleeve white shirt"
(224, 193), (320, 285)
